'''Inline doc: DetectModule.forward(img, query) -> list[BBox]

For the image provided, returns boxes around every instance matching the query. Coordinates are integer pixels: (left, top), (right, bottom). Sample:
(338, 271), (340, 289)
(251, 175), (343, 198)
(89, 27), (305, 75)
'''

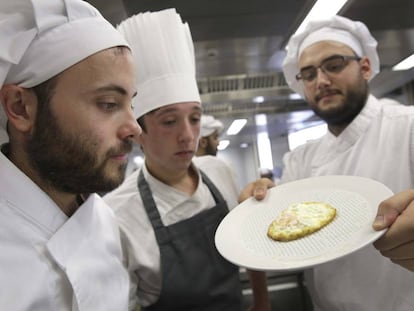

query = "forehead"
(53, 48), (136, 96)
(298, 41), (355, 67)
(152, 102), (202, 116)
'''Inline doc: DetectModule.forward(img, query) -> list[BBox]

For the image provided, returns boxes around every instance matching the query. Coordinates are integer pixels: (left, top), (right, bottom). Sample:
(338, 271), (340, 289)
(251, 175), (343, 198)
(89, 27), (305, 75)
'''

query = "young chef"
(105, 8), (271, 311)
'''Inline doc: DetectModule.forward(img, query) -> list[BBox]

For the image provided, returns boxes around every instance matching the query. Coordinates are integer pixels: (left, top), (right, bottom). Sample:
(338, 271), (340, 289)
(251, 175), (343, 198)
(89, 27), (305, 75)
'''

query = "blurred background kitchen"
(86, 0), (414, 310)
(88, 0), (414, 188)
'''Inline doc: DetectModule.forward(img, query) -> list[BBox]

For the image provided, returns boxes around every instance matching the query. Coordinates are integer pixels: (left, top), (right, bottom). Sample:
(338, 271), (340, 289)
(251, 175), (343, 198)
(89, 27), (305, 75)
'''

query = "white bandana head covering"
(282, 15), (379, 98)
(117, 8), (200, 119)
(200, 115), (223, 137)
(0, 0), (129, 130)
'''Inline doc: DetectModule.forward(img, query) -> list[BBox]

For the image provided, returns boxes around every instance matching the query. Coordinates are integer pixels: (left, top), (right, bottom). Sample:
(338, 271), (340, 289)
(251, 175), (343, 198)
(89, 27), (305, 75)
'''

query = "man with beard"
(196, 114), (224, 157)
(0, 0), (140, 310)
(105, 9), (272, 311)
(280, 15), (414, 311)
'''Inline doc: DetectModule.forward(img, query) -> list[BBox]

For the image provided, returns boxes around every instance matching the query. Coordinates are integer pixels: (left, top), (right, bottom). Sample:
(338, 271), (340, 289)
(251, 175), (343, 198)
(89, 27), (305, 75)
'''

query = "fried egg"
(267, 202), (336, 242)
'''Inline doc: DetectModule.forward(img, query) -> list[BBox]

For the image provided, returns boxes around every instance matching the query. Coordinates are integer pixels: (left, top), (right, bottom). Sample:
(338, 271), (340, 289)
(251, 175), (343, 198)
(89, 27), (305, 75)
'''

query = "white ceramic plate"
(215, 175), (393, 271)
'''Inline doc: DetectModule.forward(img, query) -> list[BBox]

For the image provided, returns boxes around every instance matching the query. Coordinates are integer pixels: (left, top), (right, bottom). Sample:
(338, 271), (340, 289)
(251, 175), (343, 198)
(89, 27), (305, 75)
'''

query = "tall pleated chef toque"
(0, 0), (129, 131)
(117, 8), (201, 119)
(282, 15), (379, 98)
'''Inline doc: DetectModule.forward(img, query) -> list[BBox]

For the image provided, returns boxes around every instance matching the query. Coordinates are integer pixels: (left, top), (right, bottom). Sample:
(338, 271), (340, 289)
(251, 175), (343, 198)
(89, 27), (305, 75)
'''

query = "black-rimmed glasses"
(295, 55), (361, 82)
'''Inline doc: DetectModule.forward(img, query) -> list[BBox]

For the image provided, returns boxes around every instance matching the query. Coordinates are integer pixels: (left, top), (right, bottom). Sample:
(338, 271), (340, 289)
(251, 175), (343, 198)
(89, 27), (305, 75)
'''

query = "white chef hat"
(282, 15), (379, 98)
(0, 0), (129, 130)
(117, 8), (201, 119)
(200, 115), (223, 137)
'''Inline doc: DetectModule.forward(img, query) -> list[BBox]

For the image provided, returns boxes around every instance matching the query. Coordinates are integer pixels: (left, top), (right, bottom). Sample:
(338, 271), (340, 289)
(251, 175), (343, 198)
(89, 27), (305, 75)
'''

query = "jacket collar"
(0, 150), (67, 235)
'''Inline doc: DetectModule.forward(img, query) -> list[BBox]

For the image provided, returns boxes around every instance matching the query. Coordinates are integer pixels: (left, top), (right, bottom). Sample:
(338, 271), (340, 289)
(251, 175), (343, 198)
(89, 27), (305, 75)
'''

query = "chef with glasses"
(280, 15), (414, 311)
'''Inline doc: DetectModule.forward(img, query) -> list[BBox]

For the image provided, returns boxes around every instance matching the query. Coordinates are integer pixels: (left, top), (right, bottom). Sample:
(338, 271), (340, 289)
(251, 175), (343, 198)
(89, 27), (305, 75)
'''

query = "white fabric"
(0, 151), (129, 311)
(0, 0), (129, 130)
(298, 28), (363, 57)
(104, 156), (239, 309)
(282, 15), (379, 98)
(200, 114), (224, 137)
(117, 8), (200, 119)
(281, 95), (414, 311)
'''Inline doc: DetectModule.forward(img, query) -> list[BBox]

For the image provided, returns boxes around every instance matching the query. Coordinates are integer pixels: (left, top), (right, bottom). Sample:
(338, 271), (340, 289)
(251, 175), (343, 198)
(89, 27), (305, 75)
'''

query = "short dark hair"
(137, 115), (147, 133)
(31, 76), (58, 113)
(137, 107), (161, 133)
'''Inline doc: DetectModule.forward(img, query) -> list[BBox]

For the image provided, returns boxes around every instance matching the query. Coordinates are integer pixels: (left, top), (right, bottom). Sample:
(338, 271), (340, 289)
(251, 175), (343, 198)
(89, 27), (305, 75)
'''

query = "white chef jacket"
(0, 150), (129, 311)
(281, 95), (414, 311)
(104, 155), (240, 309)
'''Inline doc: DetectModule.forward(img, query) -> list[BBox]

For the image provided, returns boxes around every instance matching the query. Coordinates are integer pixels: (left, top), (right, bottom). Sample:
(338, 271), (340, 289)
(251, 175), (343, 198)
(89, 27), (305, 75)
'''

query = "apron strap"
(138, 170), (170, 243)
(137, 168), (230, 243)
(199, 169), (229, 214)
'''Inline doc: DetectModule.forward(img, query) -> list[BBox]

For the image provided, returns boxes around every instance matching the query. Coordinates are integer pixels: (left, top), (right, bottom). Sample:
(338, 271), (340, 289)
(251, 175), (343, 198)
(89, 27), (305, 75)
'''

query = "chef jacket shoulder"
(193, 155), (239, 187)
(104, 169), (142, 211)
(193, 155), (240, 209)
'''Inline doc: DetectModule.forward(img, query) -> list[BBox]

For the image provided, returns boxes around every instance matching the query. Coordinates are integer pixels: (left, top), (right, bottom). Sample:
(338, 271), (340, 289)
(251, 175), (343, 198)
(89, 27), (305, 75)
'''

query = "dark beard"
(312, 80), (369, 126)
(26, 103), (132, 194)
(205, 139), (218, 156)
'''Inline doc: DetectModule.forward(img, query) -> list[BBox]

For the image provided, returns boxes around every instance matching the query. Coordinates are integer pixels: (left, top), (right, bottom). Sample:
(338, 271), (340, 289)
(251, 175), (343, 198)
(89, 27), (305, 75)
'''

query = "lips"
(175, 150), (194, 158)
(176, 150), (193, 155)
(315, 89), (341, 102)
(111, 154), (128, 161)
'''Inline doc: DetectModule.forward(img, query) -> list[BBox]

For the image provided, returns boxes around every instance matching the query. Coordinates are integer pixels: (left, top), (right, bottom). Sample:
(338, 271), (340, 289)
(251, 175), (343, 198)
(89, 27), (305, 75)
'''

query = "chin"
(104, 166), (127, 185)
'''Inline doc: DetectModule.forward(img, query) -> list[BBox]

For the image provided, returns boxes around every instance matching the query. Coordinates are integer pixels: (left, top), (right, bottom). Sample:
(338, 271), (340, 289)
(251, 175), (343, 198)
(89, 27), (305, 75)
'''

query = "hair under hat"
(200, 115), (223, 137)
(282, 15), (379, 98)
(0, 0), (129, 130)
(117, 8), (201, 119)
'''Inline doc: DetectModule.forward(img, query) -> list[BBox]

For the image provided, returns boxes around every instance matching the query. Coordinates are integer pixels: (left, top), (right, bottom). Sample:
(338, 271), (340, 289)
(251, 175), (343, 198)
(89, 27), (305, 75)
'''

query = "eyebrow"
(299, 65), (314, 71)
(94, 84), (137, 98)
(155, 104), (202, 116)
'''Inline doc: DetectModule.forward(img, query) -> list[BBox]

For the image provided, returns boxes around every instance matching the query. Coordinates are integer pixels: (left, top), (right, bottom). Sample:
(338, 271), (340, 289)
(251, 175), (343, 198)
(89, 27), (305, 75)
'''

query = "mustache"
(107, 140), (133, 157)
(315, 89), (342, 102)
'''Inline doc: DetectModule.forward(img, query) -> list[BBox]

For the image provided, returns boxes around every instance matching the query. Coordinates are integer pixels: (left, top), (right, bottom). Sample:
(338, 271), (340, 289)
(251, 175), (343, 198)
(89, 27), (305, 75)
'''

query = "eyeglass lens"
(298, 55), (353, 82)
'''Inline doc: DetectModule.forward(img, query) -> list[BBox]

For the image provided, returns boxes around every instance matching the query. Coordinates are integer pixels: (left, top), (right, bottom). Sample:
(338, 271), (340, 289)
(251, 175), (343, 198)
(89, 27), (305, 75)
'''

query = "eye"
(191, 115), (201, 124)
(99, 102), (118, 111)
(324, 58), (345, 73)
(301, 68), (317, 81)
(162, 118), (176, 126)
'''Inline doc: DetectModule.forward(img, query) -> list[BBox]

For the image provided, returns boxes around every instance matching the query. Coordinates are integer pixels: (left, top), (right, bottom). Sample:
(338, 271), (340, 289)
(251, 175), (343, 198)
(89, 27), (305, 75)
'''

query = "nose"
(315, 67), (331, 86)
(178, 119), (198, 143)
(120, 109), (142, 143)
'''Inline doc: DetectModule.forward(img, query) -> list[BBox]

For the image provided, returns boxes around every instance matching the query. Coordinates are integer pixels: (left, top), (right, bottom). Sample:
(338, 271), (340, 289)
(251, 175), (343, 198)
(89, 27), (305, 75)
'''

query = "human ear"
(199, 137), (208, 148)
(360, 56), (372, 80)
(0, 85), (37, 133)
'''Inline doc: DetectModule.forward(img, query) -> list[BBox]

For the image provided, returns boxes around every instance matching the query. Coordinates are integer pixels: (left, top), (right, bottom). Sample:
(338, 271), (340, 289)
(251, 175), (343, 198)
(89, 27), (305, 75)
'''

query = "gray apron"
(138, 170), (242, 311)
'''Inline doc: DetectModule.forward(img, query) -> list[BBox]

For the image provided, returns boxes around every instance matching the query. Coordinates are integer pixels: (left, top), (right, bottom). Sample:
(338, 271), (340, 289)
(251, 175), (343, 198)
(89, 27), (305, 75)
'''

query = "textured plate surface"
(215, 175), (393, 271)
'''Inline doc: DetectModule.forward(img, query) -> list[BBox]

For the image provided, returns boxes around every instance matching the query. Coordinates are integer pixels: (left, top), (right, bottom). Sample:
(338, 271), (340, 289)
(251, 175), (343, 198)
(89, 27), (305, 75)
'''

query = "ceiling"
(87, 0), (414, 147)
